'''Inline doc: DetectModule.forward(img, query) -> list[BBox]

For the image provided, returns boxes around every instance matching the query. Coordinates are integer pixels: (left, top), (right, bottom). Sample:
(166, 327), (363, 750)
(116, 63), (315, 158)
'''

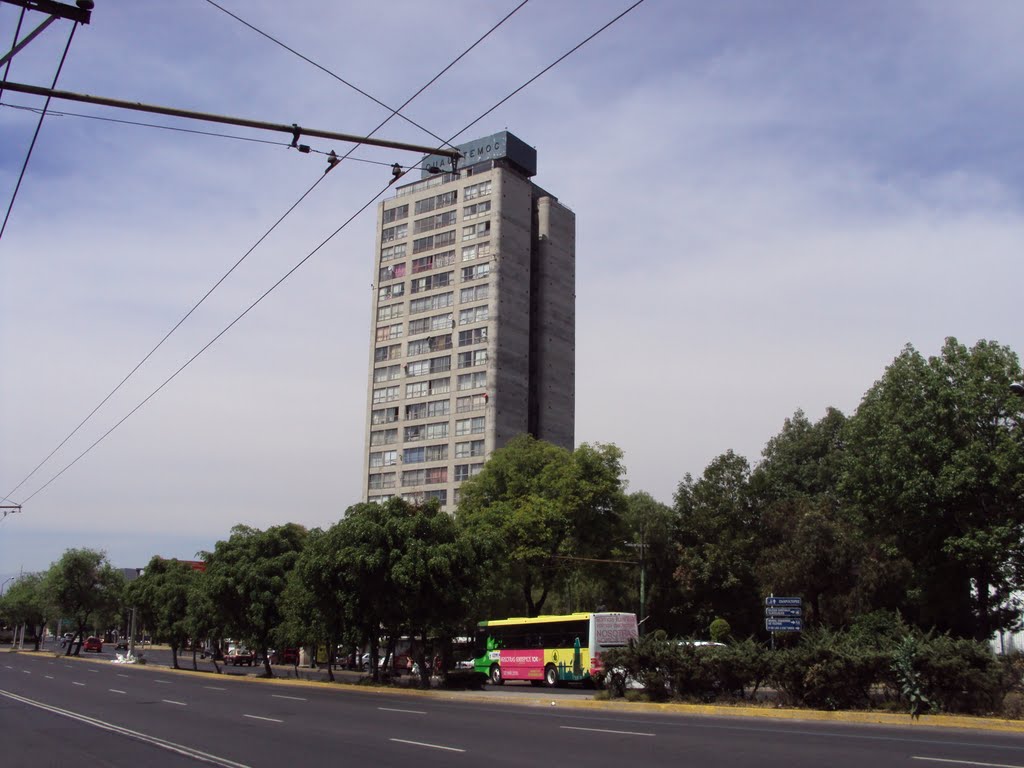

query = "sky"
(1, 0), (1022, 580)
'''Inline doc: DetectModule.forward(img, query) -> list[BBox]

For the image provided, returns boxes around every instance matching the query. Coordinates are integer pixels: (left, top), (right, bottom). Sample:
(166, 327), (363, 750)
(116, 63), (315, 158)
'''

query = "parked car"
(270, 647), (299, 665)
(83, 636), (103, 653)
(225, 645), (255, 666)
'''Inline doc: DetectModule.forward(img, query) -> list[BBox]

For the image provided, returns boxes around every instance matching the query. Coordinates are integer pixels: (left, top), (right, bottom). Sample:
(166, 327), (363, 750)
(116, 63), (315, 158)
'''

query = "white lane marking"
(379, 706), (427, 715)
(560, 725), (655, 737)
(389, 738), (465, 753)
(271, 694), (306, 702)
(204, 686), (226, 691)
(4, 665), (13, 669)
(913, 759), (1024, 768)
(72, 682), (85, 687)
(162, 699), (187, 707)
(0, 688), (251, 767)
(22, 670), (31, 674)
(87, 670), (98, 673)
(243, 714), (283, 723)
(109, 689), (126, 694)
(154, 679), (171, 684)
(44, 675), (54, 680)
(116, 674), (130, 678)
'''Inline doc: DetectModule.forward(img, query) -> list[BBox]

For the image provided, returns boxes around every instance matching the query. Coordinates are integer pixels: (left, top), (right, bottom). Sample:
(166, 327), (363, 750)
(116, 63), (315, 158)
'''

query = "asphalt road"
(3, 650), (1024, 768)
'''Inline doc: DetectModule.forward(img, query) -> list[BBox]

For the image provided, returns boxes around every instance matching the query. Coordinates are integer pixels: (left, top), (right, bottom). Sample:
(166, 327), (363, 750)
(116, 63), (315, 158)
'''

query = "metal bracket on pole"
(1, 0), (93, 25)
(1, 504), (22, 520)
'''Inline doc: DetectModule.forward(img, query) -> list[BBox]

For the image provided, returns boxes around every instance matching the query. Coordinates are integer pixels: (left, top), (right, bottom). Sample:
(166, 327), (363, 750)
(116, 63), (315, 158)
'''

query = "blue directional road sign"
(765, 618), (803, 632)
(765, 607), (802, 618)
(764, 596), (802, 607)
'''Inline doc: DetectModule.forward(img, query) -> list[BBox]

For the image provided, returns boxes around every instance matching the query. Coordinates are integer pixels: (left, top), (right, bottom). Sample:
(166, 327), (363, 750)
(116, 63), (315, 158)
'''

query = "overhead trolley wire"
(0, 18), (78, 244)
(5, 0), (532, 504)
(11, 0), (646, 506)
(0, 5), (27, 103)
(204, 0), (460, 151)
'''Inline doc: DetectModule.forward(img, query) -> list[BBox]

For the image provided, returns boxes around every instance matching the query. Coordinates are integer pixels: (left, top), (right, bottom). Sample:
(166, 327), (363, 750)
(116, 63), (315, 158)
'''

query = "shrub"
(916, 635), (1003, 715)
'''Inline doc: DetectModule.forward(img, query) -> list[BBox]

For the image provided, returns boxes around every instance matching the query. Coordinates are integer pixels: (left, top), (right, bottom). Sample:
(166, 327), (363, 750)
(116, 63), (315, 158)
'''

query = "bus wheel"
(544, 664), (558, 688)
(489, 664), (503, 685)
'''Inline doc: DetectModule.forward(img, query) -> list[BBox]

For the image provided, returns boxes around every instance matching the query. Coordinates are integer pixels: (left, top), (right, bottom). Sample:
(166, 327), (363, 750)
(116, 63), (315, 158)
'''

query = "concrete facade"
(362, 133), (575, 510)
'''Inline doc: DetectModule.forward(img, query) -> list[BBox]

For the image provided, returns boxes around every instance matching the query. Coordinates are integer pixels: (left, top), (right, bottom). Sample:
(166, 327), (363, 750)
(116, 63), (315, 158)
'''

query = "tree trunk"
(192, 646), (198, 671)
(418, 630), (430, 688)
(171, 642), (179, 670)
(262, 646), (273, 677)
(325, 634), (335, 682)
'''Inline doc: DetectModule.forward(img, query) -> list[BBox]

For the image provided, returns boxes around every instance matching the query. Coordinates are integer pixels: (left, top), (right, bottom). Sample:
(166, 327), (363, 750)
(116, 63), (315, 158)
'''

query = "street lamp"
(1011, 383), (1024, 397)
(0, 576), (14, 596)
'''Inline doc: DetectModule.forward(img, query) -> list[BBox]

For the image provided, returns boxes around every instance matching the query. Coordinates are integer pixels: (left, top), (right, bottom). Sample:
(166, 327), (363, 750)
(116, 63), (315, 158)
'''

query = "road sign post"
(764, 596), (803, 648)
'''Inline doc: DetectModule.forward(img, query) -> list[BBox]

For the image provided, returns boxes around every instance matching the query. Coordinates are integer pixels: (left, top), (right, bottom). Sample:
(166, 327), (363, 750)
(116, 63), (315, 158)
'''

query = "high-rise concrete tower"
(363, 131), (575, 509)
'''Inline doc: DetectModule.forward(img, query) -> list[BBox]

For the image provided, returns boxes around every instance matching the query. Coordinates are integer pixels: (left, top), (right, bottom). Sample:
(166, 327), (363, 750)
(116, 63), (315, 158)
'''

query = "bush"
(768, 627), (886, 710)
(915, 635), (1003, 715)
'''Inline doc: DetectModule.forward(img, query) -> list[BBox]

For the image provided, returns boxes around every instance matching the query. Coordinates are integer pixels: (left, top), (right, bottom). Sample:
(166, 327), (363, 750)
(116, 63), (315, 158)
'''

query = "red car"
(83, 636), (103, 652)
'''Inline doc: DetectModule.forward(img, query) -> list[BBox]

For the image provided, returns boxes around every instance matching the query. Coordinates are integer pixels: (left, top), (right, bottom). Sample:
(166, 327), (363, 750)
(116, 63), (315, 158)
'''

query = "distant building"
(362, 131), (576, 509)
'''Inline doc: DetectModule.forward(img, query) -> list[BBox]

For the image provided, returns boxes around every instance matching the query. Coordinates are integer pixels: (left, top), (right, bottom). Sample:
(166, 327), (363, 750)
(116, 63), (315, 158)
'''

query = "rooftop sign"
(420, 131), (537, 179)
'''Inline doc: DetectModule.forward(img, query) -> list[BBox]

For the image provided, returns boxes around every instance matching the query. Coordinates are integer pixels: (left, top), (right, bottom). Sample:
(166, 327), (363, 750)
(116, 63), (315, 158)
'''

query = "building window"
(381, 243), (407, 262)
(369, 450), (398, 468)
(456, 394), (487, 413)
(461, 242), (491, 261)
(410, 292), (454, 314)
(404, 398), (449, 421)
(455, 439), (485, 458)
(414, 190), (457, 215)
(458, 327), (487, 346)
(410, 271), (453, 294)
(382, 223), (408, 242)
(401, 469), (425, 487)
(413, 210), (457, 235)
(406, 355), (451, 377)
(411, 250), (455, 274)
(375, 323), (403, 341)
(461, 221), (491, 241)
(412, 230), (457, 254)
(463, 180), (492, 200)
(461, 263), (490, 282)
(370, 407), (399, 425)
(376, 303), (403, 322)
(377, 283), (405, 301)
(382, 204), (409, 224)
(463, 200), (491, 220)
(424, 489), (447, 504)
(457, 350), (488, 369)
(456, 416), (486, 436)
(373, 364), (402, 383)
(407, 335), (452, 356)
(457, 371), (487, 391)
(368, 472), (396, 490)
(460, 284), (488, 303)
(458, 305), (488, 325)
(379, 263), (406, 282)
(406, 377), (449, 399)
(426, 466), (448, 484)
(372, 386), (399, 404)
(369, 428), (397, 445)
(425, 422), (449, 439)
(409, 313), (453, 334)
(374, 344), (401, 362)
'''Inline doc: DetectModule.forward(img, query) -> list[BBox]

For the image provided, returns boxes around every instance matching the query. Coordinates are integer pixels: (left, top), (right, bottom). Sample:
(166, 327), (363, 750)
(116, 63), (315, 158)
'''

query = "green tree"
(201, 523), (307, 676)
(0, 573), (50, 651)
(841, 338), (1024, 639)
(387, 500), (484, 685)
(674, 450), (760, 637)
(456, 434), (627, 617)
(749, 409), (863, 627)
(127, 557), (195, 669)
(44, 548), (125, 655)
(620, 491), (680, 635)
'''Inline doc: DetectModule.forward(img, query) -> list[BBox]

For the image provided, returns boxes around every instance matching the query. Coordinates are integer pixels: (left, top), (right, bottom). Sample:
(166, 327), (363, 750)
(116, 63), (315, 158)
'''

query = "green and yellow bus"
(471, 612), (638, 687)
